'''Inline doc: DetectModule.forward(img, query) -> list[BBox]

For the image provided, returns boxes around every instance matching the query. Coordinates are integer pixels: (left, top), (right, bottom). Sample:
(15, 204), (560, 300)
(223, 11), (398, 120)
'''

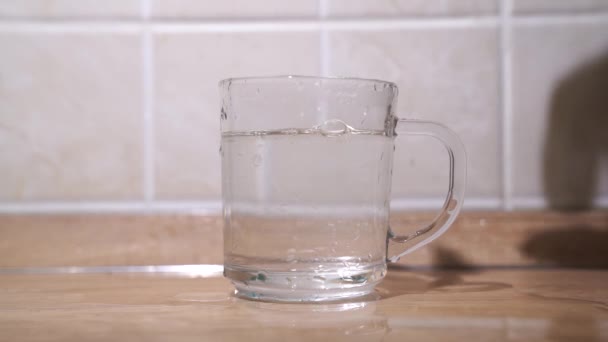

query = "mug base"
(233, 283), (377, 303)
(225, 263), (386, 303)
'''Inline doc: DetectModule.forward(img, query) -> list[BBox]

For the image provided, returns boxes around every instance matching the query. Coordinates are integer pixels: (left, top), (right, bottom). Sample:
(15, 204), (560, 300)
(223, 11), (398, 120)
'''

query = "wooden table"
(1, 211), (606, 340)
(1, 211), (607, 268)
(0, 267), (606, 341)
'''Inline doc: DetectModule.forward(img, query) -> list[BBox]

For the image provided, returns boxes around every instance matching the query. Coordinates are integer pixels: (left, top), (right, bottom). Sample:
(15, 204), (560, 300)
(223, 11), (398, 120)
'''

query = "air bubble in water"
(316, 119), (352, 137)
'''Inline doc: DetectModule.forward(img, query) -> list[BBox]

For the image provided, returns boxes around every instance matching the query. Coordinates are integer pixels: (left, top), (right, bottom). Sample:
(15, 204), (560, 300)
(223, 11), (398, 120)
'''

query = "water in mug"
(222, 120), (394, 300)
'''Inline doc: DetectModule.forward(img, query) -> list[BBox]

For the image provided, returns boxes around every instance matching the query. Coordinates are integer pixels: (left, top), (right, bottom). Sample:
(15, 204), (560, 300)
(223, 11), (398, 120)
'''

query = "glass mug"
(220, 76), (466, 302)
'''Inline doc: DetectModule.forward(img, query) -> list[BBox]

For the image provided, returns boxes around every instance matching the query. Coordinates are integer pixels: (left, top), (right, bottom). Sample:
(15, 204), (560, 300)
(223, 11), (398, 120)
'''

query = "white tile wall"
(325, 0), (498, 17)
(513, 0), (608, 14)
(154, 31), (320, 200)
(0, 0), (140, 19)
(0, 31), (143, 201)
(328, 26), (501, 199)
(0, 0), (607, 213)
(150, 0), (318, 19)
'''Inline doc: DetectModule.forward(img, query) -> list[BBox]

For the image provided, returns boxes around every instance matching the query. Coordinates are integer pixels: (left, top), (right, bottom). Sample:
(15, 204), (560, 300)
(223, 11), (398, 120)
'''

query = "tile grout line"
(1, 195), (605, 213)
(319, 0), (330, 76)
(0, 17), (501, 32)
(512, 12), (608, 25)
(499, 0), (514, 211)
(0, 197), (507, 214)
(512, 196), (608, 209)
(0, 201), (221, 214)
(318, 0), (330, 121)
(141, 0), (155, 207)
(1, 13), (608, 31)
(152, 17), (501, 32)
(140, 0), (150, 20)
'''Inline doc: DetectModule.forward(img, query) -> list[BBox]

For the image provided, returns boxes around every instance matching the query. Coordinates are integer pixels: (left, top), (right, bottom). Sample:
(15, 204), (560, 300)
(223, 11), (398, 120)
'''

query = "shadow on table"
(547, 313), (602, 342)
(521, 226), (608, 268)
(377, 246), (512, 299)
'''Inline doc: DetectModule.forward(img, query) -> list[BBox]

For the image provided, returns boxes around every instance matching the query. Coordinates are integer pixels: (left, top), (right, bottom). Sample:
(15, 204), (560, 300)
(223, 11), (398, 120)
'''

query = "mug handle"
(387, 119), (467, 262)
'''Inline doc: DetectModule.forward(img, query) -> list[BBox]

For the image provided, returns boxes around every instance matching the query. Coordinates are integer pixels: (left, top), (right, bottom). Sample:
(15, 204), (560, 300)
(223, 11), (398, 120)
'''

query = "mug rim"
(218, 75), (398, 89)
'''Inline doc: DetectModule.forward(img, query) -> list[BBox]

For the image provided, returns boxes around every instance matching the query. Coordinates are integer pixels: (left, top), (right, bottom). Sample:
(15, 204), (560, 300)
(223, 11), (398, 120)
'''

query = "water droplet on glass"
(253, 153), (262, 166)
(313, 275), (326, 282)
(286, 248), (296, 262)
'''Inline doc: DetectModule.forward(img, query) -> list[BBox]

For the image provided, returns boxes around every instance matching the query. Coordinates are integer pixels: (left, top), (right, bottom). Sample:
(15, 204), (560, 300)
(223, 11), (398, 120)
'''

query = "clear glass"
(220, 76), (466, 302)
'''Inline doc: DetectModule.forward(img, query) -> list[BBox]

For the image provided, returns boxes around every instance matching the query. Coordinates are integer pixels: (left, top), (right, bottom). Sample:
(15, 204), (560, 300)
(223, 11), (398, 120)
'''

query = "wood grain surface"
(0, 269), (606, 341)
(0, 211), (606, 268)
